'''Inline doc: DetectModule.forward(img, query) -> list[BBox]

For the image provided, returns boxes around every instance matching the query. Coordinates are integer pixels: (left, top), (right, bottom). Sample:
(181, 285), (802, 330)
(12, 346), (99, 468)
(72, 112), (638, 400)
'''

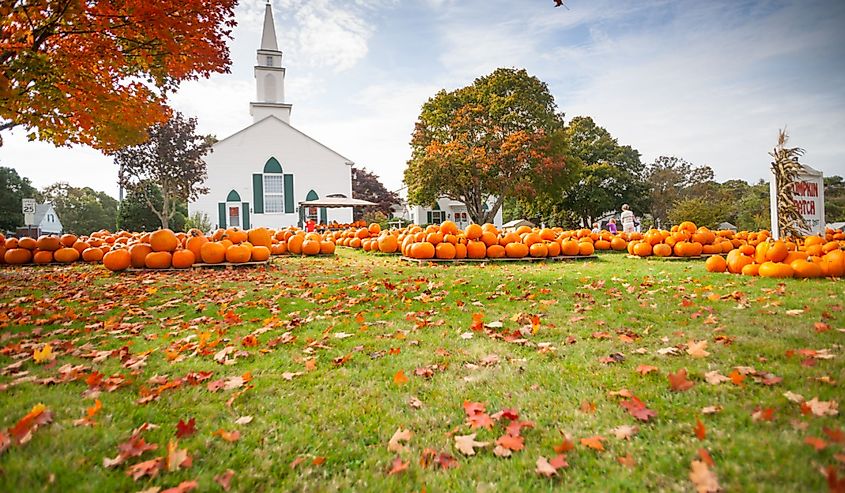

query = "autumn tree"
(352, 167), (400, 221)
(404, 68), (575, 224)
(645, 156), (715, 228)
(0, 166), (37, 231)
(824, 175), (845, 222)
(0, 0), (236, 150)
(113, 113), (212, 229)
(39, 182), (118, 234)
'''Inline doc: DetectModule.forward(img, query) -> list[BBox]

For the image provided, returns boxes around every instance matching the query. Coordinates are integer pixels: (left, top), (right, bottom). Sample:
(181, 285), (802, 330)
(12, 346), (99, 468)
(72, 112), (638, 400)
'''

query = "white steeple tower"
(250, 2), (292, 123)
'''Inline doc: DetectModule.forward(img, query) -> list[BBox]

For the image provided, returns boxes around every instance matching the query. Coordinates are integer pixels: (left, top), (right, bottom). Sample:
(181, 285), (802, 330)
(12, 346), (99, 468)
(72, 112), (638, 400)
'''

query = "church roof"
(213, 115), (355, 165)
(260, 3), (279, 51)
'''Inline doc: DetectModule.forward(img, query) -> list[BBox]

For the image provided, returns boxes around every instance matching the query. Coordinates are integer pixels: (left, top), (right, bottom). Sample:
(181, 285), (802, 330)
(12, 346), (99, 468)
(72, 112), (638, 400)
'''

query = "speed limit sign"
(22, 198), (36, 225)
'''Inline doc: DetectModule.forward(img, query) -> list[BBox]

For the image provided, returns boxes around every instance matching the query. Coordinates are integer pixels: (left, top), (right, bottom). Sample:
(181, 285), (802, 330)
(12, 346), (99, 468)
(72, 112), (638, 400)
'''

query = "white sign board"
(770, 165), (825, 238)
(22, 198), (36, 226)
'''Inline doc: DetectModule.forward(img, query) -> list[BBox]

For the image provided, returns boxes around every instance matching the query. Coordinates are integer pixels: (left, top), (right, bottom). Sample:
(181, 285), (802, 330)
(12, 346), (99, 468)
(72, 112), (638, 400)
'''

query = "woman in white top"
(620, 204), (635, 233)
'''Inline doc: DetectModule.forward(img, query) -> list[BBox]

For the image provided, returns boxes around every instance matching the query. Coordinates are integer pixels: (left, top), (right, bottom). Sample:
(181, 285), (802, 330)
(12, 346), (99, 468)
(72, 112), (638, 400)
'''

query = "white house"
(189, 3), (353, 229)
(16, 203), (62, 236)
(406, 197), (503, 228)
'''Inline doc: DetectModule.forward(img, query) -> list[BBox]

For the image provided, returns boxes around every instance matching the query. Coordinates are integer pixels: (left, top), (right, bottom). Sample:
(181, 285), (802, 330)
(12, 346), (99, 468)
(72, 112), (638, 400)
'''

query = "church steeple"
(250, 2), (292, 123)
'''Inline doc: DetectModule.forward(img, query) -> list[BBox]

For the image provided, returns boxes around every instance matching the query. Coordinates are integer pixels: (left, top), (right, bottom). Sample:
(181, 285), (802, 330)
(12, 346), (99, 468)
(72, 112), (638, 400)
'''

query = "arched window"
(263, 158), (284, 213)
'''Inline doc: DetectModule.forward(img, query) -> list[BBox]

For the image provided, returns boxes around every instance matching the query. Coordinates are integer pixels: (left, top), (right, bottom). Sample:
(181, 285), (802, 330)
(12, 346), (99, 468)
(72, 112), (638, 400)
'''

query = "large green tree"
(526, 116), (647, 226)
(112, 112), (212, 229)
(404, 68), (576, 224)
(645, 156), (715, 228)
(39, 183), (118, 234)
(117, 181), (186, 232)
(0, 166), (37, 231)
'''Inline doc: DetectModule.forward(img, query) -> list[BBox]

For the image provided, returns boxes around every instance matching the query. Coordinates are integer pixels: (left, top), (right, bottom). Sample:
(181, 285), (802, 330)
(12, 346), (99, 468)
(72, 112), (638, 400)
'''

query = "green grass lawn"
(0, 250), (842, 492)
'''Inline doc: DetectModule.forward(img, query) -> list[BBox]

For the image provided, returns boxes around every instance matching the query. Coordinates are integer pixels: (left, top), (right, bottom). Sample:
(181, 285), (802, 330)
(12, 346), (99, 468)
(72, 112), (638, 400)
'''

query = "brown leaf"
(387, 427), (412, 453)
(165, 439), (192, 471)
(454, 433), (489, 456)
(214, 469), (235, 491)
(635, 365), (658, 376)
(689, 459), (720, 493)
(617, 453), (636, 468)
(704, 371), (730, 385)
(127, 458), (163, 481)
(535, 455), (564, 477)
(610, 425), (639, 440)
(728, 369), (745, 386)
(686, 340), (710, 359)
(668, 368), (695, 392)
(212, 429), (240, 442)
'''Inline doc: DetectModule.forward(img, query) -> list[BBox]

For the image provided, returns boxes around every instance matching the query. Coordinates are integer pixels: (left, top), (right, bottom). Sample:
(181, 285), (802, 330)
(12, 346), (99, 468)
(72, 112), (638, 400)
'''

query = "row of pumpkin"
(0, 227), (337, 271)
(704, 237), (845, 278)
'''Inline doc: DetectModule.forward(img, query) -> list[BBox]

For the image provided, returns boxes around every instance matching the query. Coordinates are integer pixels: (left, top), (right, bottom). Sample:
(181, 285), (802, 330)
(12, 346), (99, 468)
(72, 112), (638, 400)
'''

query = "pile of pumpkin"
(625, 222), (742, 258)
(338, 221), (597, 260)
(1, 232), (117, 266)
(704, 235), (845, 278)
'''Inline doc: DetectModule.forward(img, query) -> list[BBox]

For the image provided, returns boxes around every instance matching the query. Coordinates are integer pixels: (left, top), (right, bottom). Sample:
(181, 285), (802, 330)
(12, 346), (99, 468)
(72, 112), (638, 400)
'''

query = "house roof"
(502, 219), (536, 228)
(213, 115), (354, 164)
(33, 203), (53, 225)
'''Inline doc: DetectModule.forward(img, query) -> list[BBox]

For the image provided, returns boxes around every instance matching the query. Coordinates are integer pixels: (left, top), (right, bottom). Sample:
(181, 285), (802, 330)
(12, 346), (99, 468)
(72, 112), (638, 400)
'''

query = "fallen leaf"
(165, 439), (192, 471)
(161, 480), (198, 493)
(212, 429), (240, 442)
(694, 418), (706, 440)
(636, 365), (658, 376)
(610, 425), (639, 440)
(804, 436), (827, 451)
(689, 459), (720, 493)
(580, 436), (605, 451)
(686, 340), (710, 359)
(282, 371), (304, 381)
(668, 368), (695, 392)
(388, 428), (413, 453)
(393, 370), (409, 386)
(387, 456), (409, 475)
(728, 369), (745, 386)
(535, 455), (567, 477)
(704, 371), (730, 385)
(234, 416), (253, 425)
(214, 469), (235, 491)
(176, 418), (196, 438)
(454, 433), (489, 456)
(33, 344), (55, 364)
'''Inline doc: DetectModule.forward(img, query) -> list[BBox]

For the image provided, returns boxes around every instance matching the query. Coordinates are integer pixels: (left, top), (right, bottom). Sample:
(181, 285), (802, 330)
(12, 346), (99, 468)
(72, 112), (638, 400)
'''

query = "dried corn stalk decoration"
(769, 129), (808, 239)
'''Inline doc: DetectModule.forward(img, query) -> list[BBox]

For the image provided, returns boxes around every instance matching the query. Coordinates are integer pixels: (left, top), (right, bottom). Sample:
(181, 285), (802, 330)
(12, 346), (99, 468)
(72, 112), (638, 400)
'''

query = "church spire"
(251, 2), (292, 124)
(260, 2), (278, 51)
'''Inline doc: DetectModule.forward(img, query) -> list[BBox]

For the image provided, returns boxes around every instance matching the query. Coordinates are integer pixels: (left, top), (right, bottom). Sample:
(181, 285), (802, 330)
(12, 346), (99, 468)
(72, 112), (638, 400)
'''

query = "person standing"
(620, 204), (635, 233)
(305, 218), (316, 232)
(607, 218), (618, 234)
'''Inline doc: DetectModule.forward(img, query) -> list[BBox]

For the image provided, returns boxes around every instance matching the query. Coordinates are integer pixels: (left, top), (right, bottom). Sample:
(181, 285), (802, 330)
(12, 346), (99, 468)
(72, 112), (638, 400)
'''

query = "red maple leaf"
(620, 397), (657, 422)
(176, 418), (196, 438)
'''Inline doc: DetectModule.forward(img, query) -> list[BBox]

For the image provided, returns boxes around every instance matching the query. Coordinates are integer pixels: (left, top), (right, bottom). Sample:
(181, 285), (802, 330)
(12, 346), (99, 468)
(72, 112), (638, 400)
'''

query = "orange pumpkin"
(150, 229), (179, 252)
(486, 244), (506, 258)
(705, 255), (727, 273)
(225, 228), (249, 244)
(505, 242), (528, 258)
(129, 243), (153, 268)
(465, 224), (483, 240)
(60, 234), (78, 247)
(529, 242), (548, 257)
(200, 242), (226, 264)
(186, 233), (208, 260)
(171, 249), (195, 269)
(226, 244), (252, 263)
(301, 240), (321, 256)
(633, 242), (652, 257)
(247, 228), (273, 248)
(34, 236), (60, 251)
(578, 241), (595, 256)
(54, 247), (80, 263)
(411, 242), (435, 259)
(4, 248), (32, 264)
(790, 259), (822, 279)
(145, 251), (172, 269)
(378, 235), (398, 253)
(287, 235), (304, 254)
(758, 261), (794, 278)
(319, 241), (336, 255)
(33, 250), (53, 264)
(464, 240), (485, 259)
(741, 263), (760, 276)
(765, 240), (788, 263)
(82, 247), (104, 262)
(435, 242), (456, 259)
(652, 243), (672, 257)
(103, 249), (131, 271)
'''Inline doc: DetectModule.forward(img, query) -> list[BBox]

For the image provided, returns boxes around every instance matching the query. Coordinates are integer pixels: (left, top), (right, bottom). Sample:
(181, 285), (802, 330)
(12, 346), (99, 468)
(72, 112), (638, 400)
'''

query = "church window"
(264, 174), (284, 213)
(266, 56), (273, 66)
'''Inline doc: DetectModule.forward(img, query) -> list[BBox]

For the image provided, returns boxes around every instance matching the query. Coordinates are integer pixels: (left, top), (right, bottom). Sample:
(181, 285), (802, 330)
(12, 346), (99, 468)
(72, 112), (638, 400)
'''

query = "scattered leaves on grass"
(388, 428), (412, 453)
(689, 459), (720, 493)
(580, 436), (605, 452)
(668, 368), (695, 392)
(454, 433), (489, 456)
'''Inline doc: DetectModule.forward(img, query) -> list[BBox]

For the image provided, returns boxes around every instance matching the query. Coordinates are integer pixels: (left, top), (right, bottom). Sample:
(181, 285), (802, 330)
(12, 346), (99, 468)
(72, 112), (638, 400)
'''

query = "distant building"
(405, 197), (503, 228)
(16, 203), (62, 237)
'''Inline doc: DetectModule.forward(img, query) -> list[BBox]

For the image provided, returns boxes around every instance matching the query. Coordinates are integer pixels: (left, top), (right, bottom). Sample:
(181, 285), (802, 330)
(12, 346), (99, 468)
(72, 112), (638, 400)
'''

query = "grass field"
(0, 249), (842, 492)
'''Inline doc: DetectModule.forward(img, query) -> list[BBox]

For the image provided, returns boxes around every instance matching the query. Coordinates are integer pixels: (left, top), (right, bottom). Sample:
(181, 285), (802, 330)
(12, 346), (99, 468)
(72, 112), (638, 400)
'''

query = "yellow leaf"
(33, 344), (54, 364)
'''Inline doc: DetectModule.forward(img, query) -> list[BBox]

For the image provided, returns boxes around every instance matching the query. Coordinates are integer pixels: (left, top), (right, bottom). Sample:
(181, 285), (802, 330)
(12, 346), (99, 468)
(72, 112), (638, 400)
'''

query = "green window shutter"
(218, 202), (226, 228)
(426, 211), (432, 224)
(252, 174), (264, 214)
(319, 207), (327, 225)
(284, 174), (294, 213)
(242, 202), (250, 229)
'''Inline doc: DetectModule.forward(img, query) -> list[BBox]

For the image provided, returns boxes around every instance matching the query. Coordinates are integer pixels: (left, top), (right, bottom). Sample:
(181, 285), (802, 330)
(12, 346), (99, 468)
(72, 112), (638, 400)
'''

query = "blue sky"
(3, 0), (844, 198)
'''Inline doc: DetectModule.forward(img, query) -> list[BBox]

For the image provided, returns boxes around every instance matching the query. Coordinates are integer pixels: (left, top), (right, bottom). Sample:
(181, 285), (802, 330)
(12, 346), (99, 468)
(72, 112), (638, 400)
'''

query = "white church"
(189, 3), (354, 229)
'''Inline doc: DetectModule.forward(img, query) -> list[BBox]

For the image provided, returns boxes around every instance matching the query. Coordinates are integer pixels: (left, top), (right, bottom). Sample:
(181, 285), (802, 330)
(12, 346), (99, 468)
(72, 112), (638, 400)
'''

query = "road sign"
(22, 198), (36, 226)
